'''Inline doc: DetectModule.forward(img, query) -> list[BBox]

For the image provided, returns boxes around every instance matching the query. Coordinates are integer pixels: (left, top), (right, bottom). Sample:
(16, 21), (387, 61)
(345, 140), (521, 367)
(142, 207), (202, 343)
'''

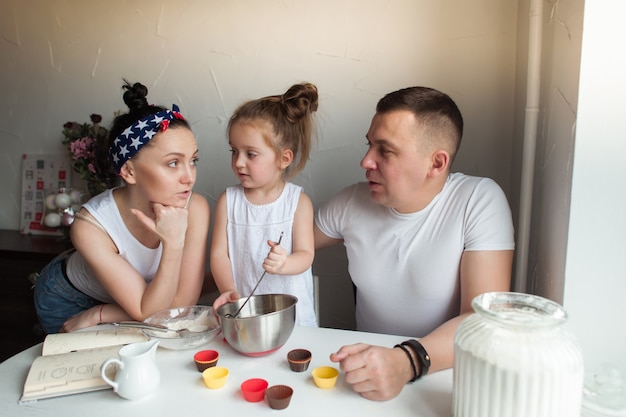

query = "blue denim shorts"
(33, 252), (100, 334)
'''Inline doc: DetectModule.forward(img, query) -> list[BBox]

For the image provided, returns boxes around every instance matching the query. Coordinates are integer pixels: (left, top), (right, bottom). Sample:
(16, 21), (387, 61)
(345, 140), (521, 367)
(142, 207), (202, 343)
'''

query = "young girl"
(34, 81), (210, 334)
(211, 82), (318, 327)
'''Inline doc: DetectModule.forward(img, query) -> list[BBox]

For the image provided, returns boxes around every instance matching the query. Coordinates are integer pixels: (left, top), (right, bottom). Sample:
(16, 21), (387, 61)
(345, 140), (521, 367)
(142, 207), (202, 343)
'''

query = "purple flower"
(69, 137), (95, 160)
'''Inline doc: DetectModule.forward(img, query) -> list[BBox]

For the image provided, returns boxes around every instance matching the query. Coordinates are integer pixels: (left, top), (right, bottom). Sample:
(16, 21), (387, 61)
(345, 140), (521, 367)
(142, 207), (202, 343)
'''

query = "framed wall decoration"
(20, 153), (71, 235)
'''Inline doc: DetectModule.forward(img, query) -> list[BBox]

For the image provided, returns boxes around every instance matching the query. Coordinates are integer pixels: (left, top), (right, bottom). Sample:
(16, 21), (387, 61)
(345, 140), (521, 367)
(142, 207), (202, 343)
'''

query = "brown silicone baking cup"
(265, 384), (294, 410)
(194, 349), (219, 372)
(287, 348), (312, 372)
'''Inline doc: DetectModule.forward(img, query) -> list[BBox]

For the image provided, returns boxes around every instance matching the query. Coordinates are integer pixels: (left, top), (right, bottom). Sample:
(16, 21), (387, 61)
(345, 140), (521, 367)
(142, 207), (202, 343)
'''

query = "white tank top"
(66, 188), (162, 303)
(226, 183), (317, 327)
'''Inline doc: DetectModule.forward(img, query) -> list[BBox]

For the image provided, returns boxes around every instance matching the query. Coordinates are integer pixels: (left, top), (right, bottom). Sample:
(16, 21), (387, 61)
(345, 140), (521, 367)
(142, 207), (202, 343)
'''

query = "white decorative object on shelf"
(42, 188), (84, 229)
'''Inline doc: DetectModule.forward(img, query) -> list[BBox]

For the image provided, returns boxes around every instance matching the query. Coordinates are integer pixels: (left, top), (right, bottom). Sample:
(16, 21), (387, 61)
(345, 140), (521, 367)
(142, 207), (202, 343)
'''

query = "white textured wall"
(564, 0), (626, 382)
(525, 1), (584, 302)
(0, 0), (518, 328)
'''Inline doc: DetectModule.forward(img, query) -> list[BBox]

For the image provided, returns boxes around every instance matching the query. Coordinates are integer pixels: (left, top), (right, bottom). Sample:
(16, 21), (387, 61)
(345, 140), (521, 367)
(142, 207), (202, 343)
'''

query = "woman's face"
(127, 127), (198, 207)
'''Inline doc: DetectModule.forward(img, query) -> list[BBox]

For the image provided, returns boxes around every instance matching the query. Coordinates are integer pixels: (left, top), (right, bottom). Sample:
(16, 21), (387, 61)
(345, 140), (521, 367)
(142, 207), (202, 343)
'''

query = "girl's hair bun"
(281, 83), (318, 122)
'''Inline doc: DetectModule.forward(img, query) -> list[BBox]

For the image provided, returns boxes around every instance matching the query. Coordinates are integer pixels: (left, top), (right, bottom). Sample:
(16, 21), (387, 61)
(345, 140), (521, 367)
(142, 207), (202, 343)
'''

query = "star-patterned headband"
(110, 104), (185, 173)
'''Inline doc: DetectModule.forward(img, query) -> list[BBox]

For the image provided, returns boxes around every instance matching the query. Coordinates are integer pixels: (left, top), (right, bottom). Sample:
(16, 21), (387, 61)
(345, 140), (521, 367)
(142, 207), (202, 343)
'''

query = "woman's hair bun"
(122, 80), (149, 113)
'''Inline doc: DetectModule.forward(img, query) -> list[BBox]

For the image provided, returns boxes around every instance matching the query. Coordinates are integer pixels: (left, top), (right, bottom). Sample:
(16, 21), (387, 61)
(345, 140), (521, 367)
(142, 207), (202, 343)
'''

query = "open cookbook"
(20, 328), (148, 403)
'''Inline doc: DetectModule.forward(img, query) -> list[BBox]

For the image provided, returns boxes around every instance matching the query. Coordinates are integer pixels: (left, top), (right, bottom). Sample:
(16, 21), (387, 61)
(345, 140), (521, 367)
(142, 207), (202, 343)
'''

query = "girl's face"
(228, 120), (286, 190)
(126, 127), (198, 207)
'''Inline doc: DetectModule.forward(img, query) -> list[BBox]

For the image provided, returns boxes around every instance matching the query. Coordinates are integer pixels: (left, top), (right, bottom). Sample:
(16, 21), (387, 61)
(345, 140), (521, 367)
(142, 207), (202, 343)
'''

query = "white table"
(0, 326), (453, 416)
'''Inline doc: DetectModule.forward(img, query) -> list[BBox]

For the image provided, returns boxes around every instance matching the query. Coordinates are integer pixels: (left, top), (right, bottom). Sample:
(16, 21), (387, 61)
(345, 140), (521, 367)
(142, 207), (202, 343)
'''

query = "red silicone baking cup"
(241, 378), (269, 402)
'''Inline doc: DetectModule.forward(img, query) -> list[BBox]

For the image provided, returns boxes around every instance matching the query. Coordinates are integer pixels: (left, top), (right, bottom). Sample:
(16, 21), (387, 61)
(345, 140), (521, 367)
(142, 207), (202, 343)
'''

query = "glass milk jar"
(452, 292), (584, 417)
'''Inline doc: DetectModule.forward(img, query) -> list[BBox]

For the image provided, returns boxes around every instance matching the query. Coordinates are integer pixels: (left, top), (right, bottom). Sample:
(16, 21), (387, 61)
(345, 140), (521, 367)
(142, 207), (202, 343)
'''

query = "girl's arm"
(209, 192), (237, 295)
(265, 191), (314, 275)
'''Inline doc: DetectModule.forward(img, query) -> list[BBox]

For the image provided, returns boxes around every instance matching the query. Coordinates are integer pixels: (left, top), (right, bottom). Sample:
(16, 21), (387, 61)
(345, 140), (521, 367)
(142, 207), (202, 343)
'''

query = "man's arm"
(419, 249), (513, 373)
(314, 223), (343, 250)
(330, 249), (513, 401)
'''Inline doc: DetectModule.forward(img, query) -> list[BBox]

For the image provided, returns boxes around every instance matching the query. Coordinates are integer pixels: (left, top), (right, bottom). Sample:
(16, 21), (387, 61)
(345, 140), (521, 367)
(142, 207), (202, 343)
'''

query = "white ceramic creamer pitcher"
(100, 339), (161, 400)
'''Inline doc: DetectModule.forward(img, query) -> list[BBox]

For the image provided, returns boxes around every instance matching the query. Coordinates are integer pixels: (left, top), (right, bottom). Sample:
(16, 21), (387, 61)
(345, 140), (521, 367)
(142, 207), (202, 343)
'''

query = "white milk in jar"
(452, 292), (584, 417)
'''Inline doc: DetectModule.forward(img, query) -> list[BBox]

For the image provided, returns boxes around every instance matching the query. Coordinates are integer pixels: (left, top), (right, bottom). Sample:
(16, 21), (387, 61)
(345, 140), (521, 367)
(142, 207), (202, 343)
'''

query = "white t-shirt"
(315, 173), (514, 337)
(226, 183), (317, 327)
(66, 188), (162, 303)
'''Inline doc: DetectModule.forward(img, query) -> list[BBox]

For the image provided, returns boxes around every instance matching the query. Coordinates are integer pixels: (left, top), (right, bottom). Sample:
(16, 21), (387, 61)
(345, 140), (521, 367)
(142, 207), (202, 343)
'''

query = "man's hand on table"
(330, 343), (414, 401)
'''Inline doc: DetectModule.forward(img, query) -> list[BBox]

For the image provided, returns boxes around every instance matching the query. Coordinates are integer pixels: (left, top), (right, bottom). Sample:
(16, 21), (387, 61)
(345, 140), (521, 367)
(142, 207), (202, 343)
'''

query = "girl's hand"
(263, 239), (288, 274)
(212, 289), (241, 313)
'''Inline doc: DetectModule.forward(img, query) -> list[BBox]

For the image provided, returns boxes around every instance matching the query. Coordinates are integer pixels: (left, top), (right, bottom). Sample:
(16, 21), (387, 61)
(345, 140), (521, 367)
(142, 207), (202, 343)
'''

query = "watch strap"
(402, 339), (431, 380)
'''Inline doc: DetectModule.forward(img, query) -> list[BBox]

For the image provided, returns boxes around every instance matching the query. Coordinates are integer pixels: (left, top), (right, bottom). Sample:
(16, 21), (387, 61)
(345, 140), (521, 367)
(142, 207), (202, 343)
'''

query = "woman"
(34, 81), (210, 334)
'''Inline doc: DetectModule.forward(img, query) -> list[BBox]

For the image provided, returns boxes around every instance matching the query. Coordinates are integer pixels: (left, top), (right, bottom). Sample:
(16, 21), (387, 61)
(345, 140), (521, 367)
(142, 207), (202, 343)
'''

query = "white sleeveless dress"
(226, 183), (317, 327)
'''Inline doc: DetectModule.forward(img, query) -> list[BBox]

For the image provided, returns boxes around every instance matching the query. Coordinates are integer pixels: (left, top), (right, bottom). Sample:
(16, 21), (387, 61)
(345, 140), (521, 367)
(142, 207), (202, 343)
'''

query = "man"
(315, 86), (514, 401)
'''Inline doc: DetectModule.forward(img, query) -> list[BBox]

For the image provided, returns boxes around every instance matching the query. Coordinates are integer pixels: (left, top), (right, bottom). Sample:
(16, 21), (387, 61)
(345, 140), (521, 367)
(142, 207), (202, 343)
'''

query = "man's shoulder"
(318, 182), (376, 216)
(448, 172), (492, 183)
(447, 172), (502, 193)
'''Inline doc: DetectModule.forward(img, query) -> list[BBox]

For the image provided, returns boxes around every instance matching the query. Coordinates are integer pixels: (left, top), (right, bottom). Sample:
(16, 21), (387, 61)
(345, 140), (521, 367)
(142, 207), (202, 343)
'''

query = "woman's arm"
(61, 303), (130, 332)
(170, 192), (210, 307)
(71, 195), (199, 322)
(70, 211), (154, 319)
(123, 202), (190, 316)
(65, 195), (209, 331)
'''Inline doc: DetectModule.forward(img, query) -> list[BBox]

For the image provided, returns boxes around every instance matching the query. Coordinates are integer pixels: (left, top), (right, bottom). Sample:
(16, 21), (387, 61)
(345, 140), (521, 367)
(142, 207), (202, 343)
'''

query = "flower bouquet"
(62, 114), (119, 197)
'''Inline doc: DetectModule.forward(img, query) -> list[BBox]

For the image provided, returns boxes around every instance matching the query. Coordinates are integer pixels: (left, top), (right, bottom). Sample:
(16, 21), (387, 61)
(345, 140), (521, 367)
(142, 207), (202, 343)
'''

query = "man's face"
(360, 110), (433, 213)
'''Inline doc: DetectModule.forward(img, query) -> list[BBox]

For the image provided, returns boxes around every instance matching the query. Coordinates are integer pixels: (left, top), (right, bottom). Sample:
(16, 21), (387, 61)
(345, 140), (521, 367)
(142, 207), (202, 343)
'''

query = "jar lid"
(471, 292), (567, 328)
(582, 364), (626, 417)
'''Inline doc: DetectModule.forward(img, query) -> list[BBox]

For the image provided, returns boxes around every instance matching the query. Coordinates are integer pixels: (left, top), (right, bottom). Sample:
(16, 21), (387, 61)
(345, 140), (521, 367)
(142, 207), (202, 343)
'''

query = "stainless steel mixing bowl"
(216, 294), (297, 356)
